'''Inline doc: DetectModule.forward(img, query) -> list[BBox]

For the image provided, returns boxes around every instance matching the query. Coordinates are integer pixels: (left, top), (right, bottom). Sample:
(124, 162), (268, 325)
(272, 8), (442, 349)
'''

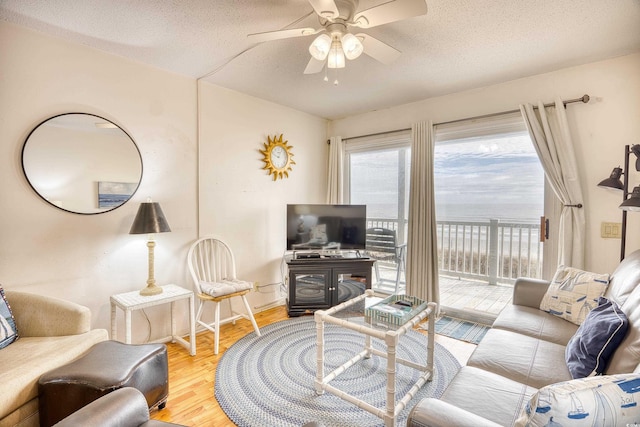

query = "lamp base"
(140, 283), (163, 296)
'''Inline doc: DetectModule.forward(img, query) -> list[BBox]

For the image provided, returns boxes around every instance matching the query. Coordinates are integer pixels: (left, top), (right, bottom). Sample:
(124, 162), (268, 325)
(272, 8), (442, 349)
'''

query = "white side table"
(110, 284), (196, 356)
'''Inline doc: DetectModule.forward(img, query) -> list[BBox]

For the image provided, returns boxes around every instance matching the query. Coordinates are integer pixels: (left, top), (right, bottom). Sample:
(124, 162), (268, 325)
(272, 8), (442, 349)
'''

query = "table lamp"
(129, 201), (171, 295)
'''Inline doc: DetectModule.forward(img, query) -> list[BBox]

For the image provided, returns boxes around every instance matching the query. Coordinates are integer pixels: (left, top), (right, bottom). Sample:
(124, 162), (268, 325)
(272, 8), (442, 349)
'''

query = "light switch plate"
(601, 222), (622, 239)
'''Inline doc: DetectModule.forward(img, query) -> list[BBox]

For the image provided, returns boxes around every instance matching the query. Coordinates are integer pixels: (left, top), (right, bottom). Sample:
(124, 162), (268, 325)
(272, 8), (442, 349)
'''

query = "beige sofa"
(0, 292), (108, 427)
(408, 249), (640, 426)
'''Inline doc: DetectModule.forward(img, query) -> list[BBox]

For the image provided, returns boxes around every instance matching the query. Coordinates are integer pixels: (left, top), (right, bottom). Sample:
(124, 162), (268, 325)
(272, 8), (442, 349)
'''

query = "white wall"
(0, 22), (199, 342)
(198, 83), (328, 311)
(330, 53), (640, 275)
(0, 21), (328, 342)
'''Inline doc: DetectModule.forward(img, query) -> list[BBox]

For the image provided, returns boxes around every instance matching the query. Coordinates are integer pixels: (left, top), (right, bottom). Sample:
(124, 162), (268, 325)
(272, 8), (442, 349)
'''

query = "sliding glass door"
(344, 132), (411, 294)
(342, 116), (551, 321)
(434, 112), (548, 322)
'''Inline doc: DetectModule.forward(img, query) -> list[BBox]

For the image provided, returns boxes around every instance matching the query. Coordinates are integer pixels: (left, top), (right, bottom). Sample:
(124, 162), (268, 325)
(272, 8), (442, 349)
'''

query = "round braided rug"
(215, 316), (461, 427)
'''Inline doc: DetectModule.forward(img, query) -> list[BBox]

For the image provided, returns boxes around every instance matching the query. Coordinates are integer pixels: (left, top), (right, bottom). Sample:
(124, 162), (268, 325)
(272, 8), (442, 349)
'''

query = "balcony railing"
(367, 218), (542, 285)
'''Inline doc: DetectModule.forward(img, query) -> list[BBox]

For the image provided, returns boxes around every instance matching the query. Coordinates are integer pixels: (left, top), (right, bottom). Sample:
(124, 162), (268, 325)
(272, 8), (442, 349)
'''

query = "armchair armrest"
(54, 388), (150, 427)
(407, 398), (502, 427)
(512, 277), (551, 308)
(5, 291), (91, 337)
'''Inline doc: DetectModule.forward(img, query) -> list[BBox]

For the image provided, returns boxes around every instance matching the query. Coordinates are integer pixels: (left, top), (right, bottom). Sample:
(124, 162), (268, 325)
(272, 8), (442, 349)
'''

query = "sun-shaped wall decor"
(260, 134), (295, 181)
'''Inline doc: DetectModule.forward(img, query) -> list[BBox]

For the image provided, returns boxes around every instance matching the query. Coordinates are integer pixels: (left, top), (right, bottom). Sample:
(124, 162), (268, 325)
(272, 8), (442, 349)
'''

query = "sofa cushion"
(0, 287), (18, 349)
(515, 373), (640, 427)
(539, 266), (609, 326)
(0, 330), (108, 420)
(606, 284), (640, 374)
(566, 297), (628, 379)
(468, 328), (572, 389)
(492, 304), (578, 346)
(439, 366), (537, 427)
(604, 248), (640, 307)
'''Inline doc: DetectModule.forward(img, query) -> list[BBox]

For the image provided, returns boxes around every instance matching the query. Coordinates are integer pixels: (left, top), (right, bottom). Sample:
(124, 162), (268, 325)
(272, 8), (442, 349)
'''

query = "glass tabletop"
(321, 290), (433, 333)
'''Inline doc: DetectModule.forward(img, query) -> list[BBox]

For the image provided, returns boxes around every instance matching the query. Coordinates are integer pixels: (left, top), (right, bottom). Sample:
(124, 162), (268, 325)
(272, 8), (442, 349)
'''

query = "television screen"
(286, 204), (367, 251)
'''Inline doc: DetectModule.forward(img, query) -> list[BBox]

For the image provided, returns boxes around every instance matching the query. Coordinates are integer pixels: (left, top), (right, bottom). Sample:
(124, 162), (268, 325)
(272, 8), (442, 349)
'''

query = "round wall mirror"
(21, 113), (143, 214)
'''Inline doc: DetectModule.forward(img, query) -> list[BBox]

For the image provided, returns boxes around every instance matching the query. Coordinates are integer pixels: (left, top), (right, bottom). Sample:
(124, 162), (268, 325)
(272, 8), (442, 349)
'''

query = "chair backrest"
(187, 237), (238, 294)
(365, 228), (398, 259)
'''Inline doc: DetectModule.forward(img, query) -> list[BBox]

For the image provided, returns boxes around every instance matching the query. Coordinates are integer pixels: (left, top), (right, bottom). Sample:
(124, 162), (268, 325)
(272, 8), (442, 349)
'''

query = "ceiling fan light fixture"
(309, 34), (332, 60)
(341, 33), (363, 60)
(327, 40), (345, 69)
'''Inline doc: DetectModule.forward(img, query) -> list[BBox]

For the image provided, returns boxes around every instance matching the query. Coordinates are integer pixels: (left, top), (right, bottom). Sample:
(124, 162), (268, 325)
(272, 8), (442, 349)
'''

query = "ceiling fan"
(247, 0), (428, 82)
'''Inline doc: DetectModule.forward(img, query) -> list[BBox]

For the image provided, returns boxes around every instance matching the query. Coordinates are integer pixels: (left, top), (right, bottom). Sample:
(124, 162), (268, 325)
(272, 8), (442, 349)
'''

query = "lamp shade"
(598, 167), (624, 191)
(309, 34), (331, 60)
(341, 33), (363, 60)
(620, 186), (640, 212)
(129, 202), (171, 234)
(327, 40), (345, 69)
(631, 145), (640, 171)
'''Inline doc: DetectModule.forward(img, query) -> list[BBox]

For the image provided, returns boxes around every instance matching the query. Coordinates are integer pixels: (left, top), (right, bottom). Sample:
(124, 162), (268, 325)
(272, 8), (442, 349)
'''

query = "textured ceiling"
(1, 0), (639, 120)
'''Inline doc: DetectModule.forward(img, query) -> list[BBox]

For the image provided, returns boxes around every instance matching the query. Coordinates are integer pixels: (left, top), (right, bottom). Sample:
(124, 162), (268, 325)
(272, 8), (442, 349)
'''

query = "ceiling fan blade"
(304, 57), (326, 74)
(352, 0), (427, 29)
(307, 0), (339, 20)
(358, 34), (401, 65)
(247, 27), (320, 43)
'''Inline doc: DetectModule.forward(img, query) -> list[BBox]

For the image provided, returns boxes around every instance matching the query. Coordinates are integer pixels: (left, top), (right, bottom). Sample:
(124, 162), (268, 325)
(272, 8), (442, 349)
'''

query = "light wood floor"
(150, 305), (477, 426)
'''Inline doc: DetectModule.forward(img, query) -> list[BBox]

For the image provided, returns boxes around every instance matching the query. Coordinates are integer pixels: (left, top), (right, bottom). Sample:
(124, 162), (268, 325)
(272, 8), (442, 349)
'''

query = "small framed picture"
(98, 181), (137, 208)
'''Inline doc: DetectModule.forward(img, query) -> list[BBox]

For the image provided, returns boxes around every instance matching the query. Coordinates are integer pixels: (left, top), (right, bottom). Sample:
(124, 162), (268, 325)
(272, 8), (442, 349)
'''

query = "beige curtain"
(520, 99), (585, 269)
(406, 121), (439, 304)
(326, 136), (344, 204)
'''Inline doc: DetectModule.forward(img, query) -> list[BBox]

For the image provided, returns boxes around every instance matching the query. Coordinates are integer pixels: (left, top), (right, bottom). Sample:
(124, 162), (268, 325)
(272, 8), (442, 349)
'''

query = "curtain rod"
(335, 94), (590, 143)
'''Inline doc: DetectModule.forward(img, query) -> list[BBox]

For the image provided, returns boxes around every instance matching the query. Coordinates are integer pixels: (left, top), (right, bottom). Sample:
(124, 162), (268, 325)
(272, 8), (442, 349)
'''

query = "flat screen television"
(286, 204), (367, 251)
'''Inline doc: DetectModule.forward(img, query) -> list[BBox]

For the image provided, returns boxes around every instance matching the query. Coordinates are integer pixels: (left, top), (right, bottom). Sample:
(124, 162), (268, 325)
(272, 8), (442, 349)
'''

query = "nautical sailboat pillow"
(0, 287), (18, 349)
(515, 373), (640, 427)
(540, 266), (610, 326)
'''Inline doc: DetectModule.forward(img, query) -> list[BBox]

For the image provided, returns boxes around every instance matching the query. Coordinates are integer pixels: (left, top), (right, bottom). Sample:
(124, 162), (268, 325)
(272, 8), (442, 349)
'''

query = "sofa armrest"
(5, 291), (91, 337)
(407, 398), (503, 427)
(512, 277), (550, 308)
(54, 388), (149, 427)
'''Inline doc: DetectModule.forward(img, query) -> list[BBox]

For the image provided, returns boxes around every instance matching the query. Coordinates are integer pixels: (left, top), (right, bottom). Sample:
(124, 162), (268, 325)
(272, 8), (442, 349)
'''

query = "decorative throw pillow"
(515, 373), (640, 427)
(565, 297), (628, 378)
(539, 266), (609, 326)
(0, 287), (18, 349)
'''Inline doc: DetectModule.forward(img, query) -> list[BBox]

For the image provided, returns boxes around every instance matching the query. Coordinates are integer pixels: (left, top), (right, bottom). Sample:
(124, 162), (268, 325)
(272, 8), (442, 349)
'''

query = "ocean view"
(365, 202), (543, 223)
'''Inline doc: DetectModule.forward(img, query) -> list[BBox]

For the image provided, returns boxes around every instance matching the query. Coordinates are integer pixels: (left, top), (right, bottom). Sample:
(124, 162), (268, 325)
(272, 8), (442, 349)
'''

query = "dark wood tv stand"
(285, 255), (374, 316)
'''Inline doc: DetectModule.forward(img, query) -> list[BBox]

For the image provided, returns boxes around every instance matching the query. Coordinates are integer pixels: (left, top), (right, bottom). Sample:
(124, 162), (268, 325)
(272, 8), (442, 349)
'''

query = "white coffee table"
(314, 289), (436, 427)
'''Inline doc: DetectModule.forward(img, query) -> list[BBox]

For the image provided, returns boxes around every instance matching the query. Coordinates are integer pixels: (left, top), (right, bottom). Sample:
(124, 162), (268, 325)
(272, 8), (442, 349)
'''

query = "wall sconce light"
(129, 201), (171, 295)
(597, 144), (640, 261)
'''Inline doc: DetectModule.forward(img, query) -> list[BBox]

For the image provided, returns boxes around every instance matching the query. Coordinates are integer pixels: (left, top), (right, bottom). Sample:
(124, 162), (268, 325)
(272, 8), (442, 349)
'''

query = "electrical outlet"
(601, 222), (622, 239)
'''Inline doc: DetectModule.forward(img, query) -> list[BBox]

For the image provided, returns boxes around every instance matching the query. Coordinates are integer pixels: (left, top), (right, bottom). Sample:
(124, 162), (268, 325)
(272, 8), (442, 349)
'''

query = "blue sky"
(349, 133), (544, 221)
(434, 134), (544, 221)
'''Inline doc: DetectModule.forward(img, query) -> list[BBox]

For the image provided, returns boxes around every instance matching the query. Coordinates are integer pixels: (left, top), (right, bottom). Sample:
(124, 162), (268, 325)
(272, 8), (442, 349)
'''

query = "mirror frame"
(21, 113), (143, 215)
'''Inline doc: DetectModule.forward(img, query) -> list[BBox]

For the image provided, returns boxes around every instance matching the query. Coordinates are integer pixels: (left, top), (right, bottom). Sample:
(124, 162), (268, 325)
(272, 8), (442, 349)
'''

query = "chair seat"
(199, 279), (252, 298)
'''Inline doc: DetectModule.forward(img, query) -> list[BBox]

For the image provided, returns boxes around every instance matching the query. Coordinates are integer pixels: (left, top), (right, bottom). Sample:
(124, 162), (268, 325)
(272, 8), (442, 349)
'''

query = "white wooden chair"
(187, 237), (260, 354)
